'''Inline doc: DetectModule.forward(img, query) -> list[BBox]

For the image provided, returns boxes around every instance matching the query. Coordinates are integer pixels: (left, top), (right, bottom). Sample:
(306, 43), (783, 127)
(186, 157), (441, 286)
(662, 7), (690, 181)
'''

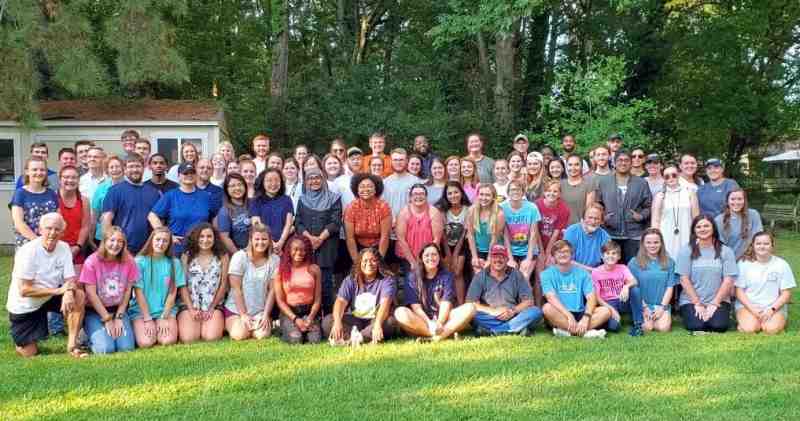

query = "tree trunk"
(494, 21), (520, 133)
(520, 9), (550, 124)
(476, 31), (492, 112)
(270, 0), (289, 142)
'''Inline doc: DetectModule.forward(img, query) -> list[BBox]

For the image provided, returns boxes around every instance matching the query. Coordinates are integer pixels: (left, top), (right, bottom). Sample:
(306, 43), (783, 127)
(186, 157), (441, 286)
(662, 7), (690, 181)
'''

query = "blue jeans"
(48, 312), (65, 336)
(605, 286), (644, 331)
(84, 310), (135, 354)
(474, 307), (543, 334)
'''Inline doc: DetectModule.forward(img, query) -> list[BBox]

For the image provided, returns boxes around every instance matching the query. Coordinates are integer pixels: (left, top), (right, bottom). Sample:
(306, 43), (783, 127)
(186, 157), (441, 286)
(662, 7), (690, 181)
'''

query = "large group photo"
(2, 0), (799, 420)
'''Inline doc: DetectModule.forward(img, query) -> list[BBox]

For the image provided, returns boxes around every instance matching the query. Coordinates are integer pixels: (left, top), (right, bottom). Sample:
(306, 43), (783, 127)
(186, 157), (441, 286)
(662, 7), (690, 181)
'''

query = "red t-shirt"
(535, 198), (570, 251)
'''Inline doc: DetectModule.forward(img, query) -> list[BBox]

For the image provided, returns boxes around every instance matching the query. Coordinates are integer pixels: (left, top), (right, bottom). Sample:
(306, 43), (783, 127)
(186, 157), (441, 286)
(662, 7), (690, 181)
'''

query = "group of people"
(7, 130), (795, 358)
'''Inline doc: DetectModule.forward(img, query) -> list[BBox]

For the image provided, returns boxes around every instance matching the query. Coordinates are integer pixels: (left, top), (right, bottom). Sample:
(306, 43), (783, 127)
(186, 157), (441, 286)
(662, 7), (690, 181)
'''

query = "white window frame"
(0, 131), (21, 191)
(151, 132), (209, 164)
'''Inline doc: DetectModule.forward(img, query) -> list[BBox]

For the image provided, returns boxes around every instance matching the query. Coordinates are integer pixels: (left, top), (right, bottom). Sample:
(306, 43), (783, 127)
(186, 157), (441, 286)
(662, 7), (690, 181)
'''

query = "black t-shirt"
(145, 179), (178, 194)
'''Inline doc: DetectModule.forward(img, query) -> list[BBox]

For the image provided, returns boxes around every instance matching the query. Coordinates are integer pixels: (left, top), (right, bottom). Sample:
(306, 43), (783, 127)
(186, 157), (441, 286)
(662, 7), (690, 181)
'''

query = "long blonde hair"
(469, 183), (500, 237)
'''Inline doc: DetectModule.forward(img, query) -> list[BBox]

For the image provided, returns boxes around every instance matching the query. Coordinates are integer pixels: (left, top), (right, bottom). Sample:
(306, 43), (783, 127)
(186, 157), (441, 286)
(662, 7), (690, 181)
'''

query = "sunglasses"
(632, 154), (645, 158)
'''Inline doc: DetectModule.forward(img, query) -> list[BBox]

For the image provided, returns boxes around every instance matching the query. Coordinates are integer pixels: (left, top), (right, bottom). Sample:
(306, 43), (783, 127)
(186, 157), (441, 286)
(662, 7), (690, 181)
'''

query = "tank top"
(58, 193), (83, 246)
(474, 220), (492, 254)
(403, 206), (434, 260)
(187, 256), (222, 311)
(445, 208), (467, 248)
(283, 265), (316, 306)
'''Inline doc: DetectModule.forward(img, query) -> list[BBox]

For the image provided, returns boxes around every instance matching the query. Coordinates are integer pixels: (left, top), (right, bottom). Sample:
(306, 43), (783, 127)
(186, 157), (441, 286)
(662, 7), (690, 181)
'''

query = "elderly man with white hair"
(6, 212), (87, 358)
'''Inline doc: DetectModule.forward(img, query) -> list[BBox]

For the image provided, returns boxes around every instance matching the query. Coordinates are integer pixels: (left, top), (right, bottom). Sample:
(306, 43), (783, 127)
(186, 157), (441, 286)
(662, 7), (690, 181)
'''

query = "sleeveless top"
(474, 219), (492, 254)
(402, 206), (434, 260)
(659, 186), (693, 260)
(445, 208), (467, 248)
(58, 193), (83, 247)
(283, 265), (316, 306)
(187, 256), (222, 311)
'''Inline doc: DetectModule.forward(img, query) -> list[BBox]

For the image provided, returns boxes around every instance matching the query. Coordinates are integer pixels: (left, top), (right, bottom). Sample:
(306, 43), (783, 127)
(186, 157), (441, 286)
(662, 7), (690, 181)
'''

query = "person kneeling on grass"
(627, 228), (678, 333)
(128, 227), (183, 348)
(541, 240), (611, 338)
(590, 241), (645, 336)
(466, 245), (542, 336)
(177, 223), (228, 344)
(7, 213), (86, 358)
(735, 231), (795, 335)
(395, 243), (476, 341)
(273, 235), (323, 344)
(80, 227), (138, 354)
(323, 247), (397, 345)
(224, 224), (280, 341)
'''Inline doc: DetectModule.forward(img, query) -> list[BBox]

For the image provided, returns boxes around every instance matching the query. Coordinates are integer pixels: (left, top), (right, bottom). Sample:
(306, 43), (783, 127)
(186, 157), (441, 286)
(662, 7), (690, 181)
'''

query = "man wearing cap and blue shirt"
(466, 244), (543, 336)
(512, 134), (530, 156)
(697, 158), (739, 217)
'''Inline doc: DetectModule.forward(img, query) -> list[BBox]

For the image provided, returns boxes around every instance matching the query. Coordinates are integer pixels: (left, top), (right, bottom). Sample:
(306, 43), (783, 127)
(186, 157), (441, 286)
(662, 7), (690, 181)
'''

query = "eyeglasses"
(663, 173), (678, 179)
(632, 154), (645, 158)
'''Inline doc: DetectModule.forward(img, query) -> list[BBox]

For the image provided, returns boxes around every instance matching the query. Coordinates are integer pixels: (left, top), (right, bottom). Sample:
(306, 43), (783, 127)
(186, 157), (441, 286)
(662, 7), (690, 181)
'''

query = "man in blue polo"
(563, 203), (611, 270)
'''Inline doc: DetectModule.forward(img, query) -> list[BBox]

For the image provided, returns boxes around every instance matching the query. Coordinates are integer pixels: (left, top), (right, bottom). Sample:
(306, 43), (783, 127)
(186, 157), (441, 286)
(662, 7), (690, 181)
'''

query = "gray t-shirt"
(466, 268), (532, 308)
(224, 250), (279, 316)
(475, 156), (496, 184)
(382, 173), (422, 219)
(560, 178), (593, 225)
(676, 245), (738, 306)
(714, 209), (763, 258)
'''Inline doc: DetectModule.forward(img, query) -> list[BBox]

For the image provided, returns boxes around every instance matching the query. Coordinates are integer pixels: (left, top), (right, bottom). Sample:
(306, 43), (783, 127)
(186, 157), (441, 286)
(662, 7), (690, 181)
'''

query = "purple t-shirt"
(337, 275), (396, 319)
(79, 253), (140, 308)
(591, 264), (633, 302)
(404, 270), (455, 318)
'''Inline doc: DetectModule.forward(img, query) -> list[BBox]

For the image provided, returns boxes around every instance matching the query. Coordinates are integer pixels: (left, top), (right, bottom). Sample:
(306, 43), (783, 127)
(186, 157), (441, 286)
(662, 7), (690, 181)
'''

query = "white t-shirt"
(224, 250), (279, 316)
(735, 257), (796, 312)
(7, 238), (75, 314)
(253, 157), (267, 176)
(333, 174), (355, 239)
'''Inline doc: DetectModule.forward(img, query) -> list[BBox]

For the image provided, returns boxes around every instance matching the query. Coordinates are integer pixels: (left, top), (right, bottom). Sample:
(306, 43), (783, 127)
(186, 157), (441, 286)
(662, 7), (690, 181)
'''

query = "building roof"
(1, 99), (223, 122)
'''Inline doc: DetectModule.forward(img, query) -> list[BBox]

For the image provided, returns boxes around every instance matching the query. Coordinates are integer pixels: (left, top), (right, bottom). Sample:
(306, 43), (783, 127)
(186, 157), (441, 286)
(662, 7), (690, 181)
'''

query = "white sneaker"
(583, 329), (607, 339)
(552, 328), (571, 337)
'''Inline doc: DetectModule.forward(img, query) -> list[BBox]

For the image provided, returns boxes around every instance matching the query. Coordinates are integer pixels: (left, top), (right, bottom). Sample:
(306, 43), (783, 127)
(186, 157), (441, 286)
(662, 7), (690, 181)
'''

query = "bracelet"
(114, 313), (123, 320)
(102, 314), (113, 323)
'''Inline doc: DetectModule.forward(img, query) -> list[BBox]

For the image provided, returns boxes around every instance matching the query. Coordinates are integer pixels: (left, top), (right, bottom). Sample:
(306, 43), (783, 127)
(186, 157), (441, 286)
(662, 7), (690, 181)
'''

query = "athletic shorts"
(9, 295), (63, 347)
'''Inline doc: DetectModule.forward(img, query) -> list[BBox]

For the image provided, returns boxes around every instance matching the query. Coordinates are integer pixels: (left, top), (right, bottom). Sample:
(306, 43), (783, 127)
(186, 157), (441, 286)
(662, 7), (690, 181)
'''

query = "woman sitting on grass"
(129, 227), (184, 348)
(627, 228), (678, 333)
(323, 247), (397, 345)
(80, 227), (138, 354)
(224, 223), (280, 340)
(273, 235), (323, 344)
(177, 223), (228, 344)
(735, 231), (796, 335)
(394, 243), (476, 341)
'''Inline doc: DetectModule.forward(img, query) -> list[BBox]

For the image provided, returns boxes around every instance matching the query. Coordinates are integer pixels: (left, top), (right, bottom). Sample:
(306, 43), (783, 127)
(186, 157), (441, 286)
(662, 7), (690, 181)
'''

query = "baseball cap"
(705, 158), (723, 167)
(645, 153), (661, 164)
(489, 244), (508, 258)
(347, 147), (363, 157)
(178, 162), (196, 174)
(607, 132), (623, 141)
(514, 134), (529, 143)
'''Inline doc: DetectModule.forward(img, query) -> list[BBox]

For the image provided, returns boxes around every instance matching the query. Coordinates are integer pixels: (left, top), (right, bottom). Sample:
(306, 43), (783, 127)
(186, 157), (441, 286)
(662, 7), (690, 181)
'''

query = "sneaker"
(518, 327), (533, 337)
(475, 326), (493, 337)
(552, 328), (571, 337)
(583, 329), (607, 339)
(690, 330), (713, 336)
(628, 325), (644, 337)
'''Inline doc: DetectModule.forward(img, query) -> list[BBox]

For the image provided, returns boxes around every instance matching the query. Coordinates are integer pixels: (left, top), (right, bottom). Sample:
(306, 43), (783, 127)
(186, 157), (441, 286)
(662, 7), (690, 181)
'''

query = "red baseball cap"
(489, 244), (508, 258)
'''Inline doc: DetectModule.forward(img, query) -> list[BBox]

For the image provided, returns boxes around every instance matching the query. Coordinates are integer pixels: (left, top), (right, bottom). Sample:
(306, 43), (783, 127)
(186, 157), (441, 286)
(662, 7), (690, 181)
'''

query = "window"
(0, 138), (16, 183)
(153, 135), (206, 166)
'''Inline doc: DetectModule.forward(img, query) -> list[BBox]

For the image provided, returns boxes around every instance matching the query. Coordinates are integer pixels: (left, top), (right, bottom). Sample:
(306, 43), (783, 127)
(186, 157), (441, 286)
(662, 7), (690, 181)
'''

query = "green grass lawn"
(2, 233), (800, 420)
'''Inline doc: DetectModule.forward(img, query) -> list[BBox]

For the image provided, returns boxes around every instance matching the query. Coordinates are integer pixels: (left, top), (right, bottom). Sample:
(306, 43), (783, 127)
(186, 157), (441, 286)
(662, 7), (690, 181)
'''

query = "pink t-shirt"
(591, 264), (633, 302)
(79, 253), (140, 308)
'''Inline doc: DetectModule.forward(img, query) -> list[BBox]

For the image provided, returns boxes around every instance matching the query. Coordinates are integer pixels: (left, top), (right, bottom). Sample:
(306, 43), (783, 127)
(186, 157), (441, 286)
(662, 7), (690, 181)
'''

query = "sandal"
(69, 347), (90, 359)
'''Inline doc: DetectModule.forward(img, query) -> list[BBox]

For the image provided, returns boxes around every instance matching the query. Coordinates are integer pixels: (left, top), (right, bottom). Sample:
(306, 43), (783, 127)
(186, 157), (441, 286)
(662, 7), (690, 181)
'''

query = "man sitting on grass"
(6, 213), (87, 358)
(466, 245), (542, 336)
(541, 240), (611, 338)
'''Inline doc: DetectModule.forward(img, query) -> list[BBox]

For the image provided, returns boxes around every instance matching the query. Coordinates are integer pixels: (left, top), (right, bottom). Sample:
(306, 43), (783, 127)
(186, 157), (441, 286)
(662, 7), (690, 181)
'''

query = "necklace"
(667, 188), (681, 235)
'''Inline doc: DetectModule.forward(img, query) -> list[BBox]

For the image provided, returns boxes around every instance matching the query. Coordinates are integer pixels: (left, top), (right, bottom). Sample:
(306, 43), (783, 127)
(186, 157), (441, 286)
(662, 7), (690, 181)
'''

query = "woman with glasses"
(651, 164), (699, 259)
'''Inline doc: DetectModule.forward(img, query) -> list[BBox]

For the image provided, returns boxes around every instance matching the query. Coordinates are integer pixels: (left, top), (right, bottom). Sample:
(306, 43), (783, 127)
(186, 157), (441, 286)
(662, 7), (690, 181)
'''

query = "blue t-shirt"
(248, 195), (294, 242)
(197, 183), (224, 218)
(563, 223), (611, 267)
(92, 179), (115, 241)
(216, 204), (251, 250)
(540, 265), (594, 312)
(404, 270), (455, 318)
(102, 181), (162, 254)
(151, 188), (212, 254)
(713, 209), (763, 258)
(15, 169), (58, 190)
(500, 200), (541, 257)
(128, 255), (186, 320)
(337, 275), (396, 319)
(627, 257), (678, 306)
(9, 188), (59, 247)
(676, 244), (738, 306)
(697, 178), (739, 218)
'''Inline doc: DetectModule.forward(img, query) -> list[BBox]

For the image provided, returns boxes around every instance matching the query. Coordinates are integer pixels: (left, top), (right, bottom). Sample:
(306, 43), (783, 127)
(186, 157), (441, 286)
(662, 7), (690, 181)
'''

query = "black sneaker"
(518, 327), (533, 337)
(475, 326), (493, 337)
(629, 325), (644, 337)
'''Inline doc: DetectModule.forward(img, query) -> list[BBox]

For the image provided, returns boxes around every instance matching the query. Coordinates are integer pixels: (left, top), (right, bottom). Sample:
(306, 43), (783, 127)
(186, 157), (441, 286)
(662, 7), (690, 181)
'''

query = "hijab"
(300, 168), (340, 212)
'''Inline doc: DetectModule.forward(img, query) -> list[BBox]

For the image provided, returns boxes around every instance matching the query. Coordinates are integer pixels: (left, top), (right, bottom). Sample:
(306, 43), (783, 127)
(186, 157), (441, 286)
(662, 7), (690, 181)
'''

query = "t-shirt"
(404, 270), (456, 318)
(714, 209), (763, 258)
(444, 208), (467, 248)
(79, 253), (139, 308)
(676, 244), (738, 306)
(151, 188), (213, 254)
(128, 256), (186, 319)
(248, 195), (294, 243)
(224, 251), (280, 316)
(9, 188), (59, 247)
(563, 223), (611, 268)
(540, 265), (594, 313)
(79, 172), (107, 202)
(591, 264), (633, 302)
(560, 178), (593, 225)
(15, 169), (58, 190)
(466, 268), (532, 309)
(535, 198), (571, 250)
(337, 275), (396, 319)
(197, 182), (224, 218)
(145, 179), (178, 194)
(216, 204), (252, 250)
(500, 200), (541, 257)
(474, 156), (495, 184)
(344, 198), (392, 247)
(382, 173), (422, 220)
(697, 178), (740, 218)
(7, 239), (75, 314)
(102, 181), (162, 254)
(91, 180), (116, 241)
(627, 257), (678, 306)
(735, 257), (796, 311)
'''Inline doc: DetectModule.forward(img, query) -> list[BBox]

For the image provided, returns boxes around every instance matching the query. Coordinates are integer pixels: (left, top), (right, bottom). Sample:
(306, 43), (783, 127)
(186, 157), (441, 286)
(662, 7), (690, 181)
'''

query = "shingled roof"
(1, 99), (223, 122)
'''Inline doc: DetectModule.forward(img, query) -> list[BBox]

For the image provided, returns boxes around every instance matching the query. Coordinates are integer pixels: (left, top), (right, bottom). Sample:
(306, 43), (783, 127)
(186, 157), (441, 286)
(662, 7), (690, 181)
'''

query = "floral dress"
(187, 256), (222, 311)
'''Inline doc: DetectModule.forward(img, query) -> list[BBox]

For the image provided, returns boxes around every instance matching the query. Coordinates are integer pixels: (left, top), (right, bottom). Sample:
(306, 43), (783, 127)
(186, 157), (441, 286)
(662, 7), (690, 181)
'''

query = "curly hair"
(278, 234), (315, 284)
(184, 223), (226, 262)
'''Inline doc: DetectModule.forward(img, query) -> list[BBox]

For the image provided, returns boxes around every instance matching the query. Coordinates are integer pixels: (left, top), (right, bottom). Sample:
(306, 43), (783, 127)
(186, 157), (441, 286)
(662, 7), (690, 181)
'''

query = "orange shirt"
(344, 198), (392, 247)
(283, 265), (316, 306)
(361, 153), (393, 178)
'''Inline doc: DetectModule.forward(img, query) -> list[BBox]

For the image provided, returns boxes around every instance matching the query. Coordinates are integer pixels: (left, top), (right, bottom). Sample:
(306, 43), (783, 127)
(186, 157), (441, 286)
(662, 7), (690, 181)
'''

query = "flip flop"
(69, 347), (90, 359)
